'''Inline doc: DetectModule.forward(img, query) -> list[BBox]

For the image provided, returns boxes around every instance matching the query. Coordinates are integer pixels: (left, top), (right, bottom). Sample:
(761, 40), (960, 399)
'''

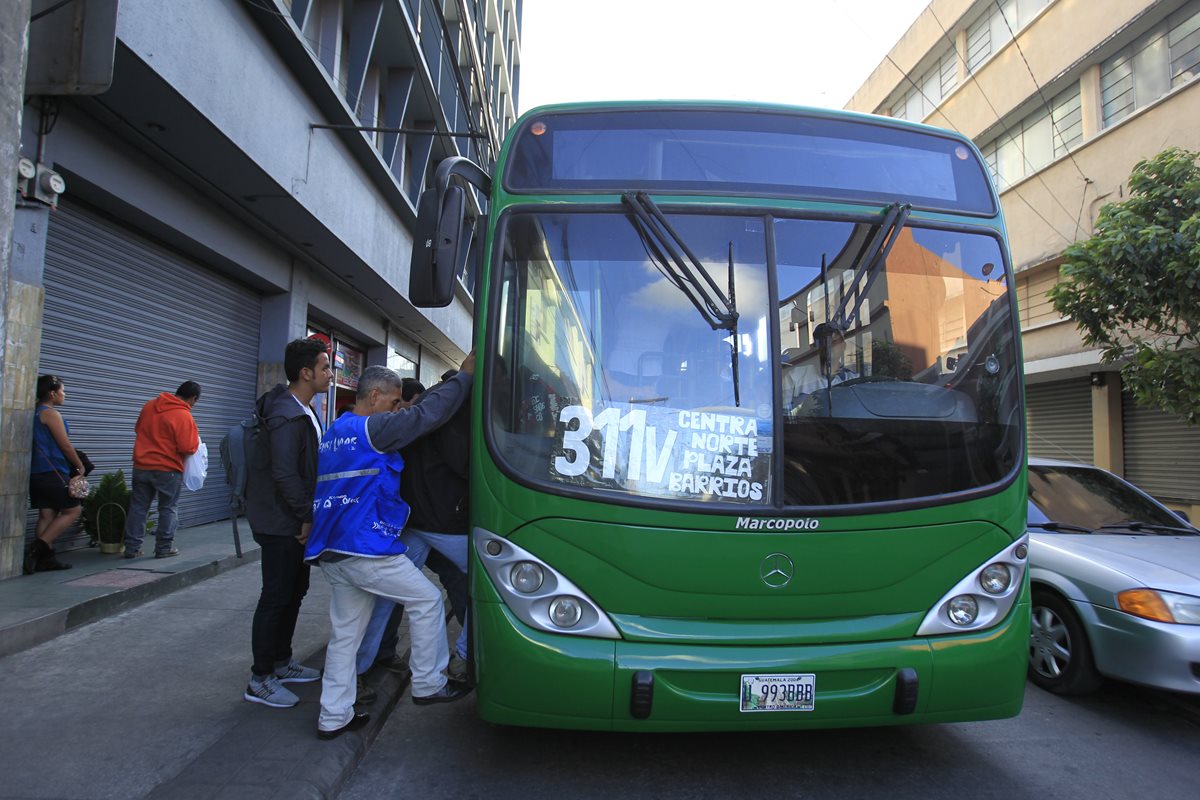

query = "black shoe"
(372, 653), (411, 678)
(22, 541), (40, 575)
(317, 712), (370, 740)
(35, 542), (72, 572)
(355, 674), (377, 706)
(412, 679), (473, 706)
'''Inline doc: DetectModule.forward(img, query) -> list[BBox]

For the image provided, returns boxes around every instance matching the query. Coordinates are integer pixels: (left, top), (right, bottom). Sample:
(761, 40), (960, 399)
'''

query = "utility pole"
(0, 0), (33, 578)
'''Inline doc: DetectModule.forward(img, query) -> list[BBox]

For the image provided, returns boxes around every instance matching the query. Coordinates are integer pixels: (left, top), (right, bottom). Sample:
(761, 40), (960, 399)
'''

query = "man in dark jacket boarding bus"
(304, 358), (475, 740)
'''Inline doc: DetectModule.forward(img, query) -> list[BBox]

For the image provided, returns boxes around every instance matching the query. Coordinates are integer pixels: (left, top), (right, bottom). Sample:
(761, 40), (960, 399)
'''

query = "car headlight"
(473, 528), (620, 639)
(1117, 589), (1200, 625)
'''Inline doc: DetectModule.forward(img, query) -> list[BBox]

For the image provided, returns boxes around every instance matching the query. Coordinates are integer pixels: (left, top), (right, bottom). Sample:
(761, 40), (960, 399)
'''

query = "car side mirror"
(1175, 509), (1191, 525)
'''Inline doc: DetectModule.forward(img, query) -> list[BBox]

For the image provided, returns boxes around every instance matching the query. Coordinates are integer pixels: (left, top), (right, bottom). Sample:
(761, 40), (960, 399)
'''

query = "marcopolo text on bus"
(735, 517), (821, 531)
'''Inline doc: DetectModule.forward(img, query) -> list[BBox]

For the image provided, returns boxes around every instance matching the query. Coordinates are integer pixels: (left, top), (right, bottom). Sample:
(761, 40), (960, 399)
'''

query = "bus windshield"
(488, 210), (1023, 508)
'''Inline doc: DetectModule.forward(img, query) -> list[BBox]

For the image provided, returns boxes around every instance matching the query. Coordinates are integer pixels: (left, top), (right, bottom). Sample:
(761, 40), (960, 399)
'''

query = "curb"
(295, 654), (413, 800)
(0, 548), (262, 659)
(144, 647), (413, 800)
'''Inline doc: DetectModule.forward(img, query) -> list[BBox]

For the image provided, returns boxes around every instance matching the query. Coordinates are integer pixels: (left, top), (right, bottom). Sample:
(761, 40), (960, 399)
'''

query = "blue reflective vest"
(304, 412), (411, 560)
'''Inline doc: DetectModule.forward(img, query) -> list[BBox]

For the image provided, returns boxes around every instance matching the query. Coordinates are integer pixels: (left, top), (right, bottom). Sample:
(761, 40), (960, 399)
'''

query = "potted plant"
(82, 471), (131, 554)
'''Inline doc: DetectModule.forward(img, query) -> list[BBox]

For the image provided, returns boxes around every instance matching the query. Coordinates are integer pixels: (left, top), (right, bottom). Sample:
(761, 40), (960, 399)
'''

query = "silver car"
(1027, 457), (1200, 695)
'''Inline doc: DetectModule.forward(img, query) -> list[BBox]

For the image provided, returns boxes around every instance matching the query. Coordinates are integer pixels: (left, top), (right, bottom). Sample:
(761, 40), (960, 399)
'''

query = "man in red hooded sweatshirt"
(123, 381), (201, 559)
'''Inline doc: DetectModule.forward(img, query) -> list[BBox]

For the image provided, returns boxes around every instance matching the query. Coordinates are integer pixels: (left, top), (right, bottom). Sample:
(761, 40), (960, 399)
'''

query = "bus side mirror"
(410, 186), (469, 308)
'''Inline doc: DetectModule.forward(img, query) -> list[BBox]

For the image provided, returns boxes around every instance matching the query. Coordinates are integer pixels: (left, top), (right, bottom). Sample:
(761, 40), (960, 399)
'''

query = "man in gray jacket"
(242, 337), (332, 709)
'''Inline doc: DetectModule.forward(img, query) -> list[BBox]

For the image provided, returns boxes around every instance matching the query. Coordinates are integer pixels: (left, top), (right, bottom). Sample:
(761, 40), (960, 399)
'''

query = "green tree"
(870, 337), (913, 379)
(1049, 147), (1200, 423)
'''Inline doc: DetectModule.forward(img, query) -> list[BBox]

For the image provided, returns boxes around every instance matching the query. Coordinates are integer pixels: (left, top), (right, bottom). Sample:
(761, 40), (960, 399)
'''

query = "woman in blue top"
(26, 374), (87, 574)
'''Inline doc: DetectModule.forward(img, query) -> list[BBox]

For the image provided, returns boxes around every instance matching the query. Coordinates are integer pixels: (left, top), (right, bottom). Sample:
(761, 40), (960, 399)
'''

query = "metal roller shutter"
(1026, 379), (1093, 464)
(1122, 392), (1200, 504)
(32, 201), (262, 549)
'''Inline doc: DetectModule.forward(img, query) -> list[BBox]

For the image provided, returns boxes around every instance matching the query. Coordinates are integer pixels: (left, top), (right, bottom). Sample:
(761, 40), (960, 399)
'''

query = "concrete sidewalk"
(0, 518), (260, 658)
(0, 521), (421, 799)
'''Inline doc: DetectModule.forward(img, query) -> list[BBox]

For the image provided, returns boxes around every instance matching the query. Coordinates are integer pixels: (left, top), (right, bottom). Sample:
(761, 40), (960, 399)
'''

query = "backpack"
(219, 410), (270, 513)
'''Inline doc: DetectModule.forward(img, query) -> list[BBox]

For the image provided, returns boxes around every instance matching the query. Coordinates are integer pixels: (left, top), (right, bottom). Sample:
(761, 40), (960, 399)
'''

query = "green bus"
(411, 102), (1029, 731)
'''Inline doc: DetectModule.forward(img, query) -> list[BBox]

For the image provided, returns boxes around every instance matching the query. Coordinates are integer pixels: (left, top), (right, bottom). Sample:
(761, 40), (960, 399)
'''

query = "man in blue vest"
(305, 358), (474, 739)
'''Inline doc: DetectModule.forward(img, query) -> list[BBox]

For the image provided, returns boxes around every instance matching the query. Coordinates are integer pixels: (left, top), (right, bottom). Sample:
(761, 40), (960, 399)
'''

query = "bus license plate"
(740, 673), (816, 712)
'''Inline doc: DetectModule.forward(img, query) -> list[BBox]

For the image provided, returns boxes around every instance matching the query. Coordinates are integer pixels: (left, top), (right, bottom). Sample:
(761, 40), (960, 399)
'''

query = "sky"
(516, 0), (932, 115)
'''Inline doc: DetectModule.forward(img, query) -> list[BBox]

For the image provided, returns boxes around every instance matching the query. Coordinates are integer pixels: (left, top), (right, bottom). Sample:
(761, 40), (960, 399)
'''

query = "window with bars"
(1170, 4), (1200, 86)
(889, 48), (958, 121)
(979, 83), (1081, 191)
(967, 0), (1052, 72)
(1102, 1), (1200, 127)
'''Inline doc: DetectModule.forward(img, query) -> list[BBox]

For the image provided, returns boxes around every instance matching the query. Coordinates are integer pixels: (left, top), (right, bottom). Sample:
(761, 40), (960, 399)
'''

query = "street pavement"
(343, 677), (1200, 800)
(5, 524), (1198, 800)
(0, 523), (418, 800)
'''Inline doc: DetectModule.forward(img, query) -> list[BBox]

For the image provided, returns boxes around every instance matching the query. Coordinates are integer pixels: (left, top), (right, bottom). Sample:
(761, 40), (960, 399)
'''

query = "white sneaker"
(243, 674), (299, 708)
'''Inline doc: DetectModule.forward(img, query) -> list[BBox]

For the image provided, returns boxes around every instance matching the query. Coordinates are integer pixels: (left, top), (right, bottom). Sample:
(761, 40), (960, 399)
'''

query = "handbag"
(67, 474), (91, 499)
(34, 441), (90, 499)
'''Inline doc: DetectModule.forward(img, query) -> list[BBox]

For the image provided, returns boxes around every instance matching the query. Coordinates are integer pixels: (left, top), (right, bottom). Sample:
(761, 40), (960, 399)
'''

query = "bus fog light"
(511, 562), (544, 594)
(549, 596), (582, 628)
(947, 595), (979, 626)
(979, 564), (1011, 595)
(1014, 543), (1028, 560)
(485, 540), (503, 556)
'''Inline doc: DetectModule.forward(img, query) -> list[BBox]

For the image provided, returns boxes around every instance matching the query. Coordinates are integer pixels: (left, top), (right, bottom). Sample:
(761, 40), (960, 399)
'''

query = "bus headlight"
(511, 562), (544, 593)
(947, 595), (979, 626)
(549, 596), (583, 628)
(979, 563), (1011, 595)
(917, 535), (1028, 636)
(473, 528), (620, 639)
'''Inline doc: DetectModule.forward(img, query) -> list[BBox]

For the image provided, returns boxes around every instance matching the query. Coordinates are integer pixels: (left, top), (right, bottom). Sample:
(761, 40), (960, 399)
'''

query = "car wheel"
(1028, 590), (1103, 695)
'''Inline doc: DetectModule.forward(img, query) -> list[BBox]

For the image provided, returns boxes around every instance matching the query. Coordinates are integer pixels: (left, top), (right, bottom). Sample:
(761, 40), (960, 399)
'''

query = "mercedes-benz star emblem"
(759, 553), (794, 588)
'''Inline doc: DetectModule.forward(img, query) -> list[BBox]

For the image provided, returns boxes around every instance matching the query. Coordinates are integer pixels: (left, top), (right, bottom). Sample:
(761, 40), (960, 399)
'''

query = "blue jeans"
(354, 529), (469, 673)
(123, 469), (183, 556)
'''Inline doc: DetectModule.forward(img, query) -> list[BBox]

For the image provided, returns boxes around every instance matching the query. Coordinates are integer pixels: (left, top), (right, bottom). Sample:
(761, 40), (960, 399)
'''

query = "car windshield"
(1028, 465), (1191, 531)
(488, 210), (1022, 508)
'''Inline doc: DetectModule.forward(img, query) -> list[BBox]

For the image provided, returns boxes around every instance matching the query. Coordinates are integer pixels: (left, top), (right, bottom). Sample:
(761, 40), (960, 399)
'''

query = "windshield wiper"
(821, 202), (911, 337)
(727, 240), (740, 406)
(622, 191), (742, 405)
(622, 192), (738, 330)
(1029, 521), (1094, 534)
(1095, 522), (1198, 536)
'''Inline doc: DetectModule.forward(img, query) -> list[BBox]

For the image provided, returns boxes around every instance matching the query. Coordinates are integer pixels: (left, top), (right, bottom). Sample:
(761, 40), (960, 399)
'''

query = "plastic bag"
(184, 440), (208, 491)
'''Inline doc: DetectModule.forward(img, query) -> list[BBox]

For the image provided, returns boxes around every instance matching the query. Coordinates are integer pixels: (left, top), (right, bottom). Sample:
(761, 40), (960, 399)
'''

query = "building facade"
(1, 0), (522, 576)
(846, 0), (1200, 519)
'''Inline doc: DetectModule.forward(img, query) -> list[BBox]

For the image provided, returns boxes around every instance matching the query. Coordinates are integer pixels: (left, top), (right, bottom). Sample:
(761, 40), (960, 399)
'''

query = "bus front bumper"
(473, 600), (1029, 731)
